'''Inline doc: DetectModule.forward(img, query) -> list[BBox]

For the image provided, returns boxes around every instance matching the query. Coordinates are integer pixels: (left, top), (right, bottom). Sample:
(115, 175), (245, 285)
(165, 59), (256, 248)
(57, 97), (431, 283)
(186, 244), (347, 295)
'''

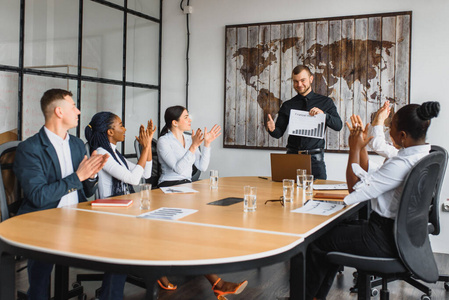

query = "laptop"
(270, 153), (312, 182)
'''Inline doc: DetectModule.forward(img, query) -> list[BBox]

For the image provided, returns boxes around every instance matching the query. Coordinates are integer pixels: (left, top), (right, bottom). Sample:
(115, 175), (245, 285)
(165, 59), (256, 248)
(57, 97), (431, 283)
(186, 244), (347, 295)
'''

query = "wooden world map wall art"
(224, 11), (411, 152)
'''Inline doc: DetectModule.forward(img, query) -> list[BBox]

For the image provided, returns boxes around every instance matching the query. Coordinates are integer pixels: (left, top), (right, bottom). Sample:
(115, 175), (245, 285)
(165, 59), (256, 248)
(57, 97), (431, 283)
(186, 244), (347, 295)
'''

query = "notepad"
(91, 199), (133, 207)
(314, 192), (347, 199)
(160, 187), (199, 194)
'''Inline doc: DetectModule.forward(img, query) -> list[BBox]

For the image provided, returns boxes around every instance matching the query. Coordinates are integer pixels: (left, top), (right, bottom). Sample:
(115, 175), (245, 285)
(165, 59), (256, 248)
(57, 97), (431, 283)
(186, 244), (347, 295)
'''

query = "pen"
(258, 176), (268, 180)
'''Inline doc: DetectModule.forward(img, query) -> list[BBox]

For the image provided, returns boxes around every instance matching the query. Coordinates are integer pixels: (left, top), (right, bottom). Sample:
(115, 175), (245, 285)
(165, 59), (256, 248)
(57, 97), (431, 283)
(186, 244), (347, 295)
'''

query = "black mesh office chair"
(327, 147), (448, 300)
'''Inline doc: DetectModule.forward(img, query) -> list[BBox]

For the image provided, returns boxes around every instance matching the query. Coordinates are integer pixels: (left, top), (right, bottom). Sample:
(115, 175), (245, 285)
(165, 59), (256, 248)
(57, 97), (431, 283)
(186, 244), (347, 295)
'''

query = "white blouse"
(344, 143), (430, 219)
(157, 131), (211, 184)
(96, 143), (152, 198)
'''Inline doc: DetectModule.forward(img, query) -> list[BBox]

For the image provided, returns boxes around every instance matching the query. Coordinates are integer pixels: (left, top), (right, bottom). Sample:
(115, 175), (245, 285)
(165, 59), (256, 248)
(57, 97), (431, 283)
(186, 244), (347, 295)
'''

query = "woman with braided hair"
(85, 112), (154, 198)
(304, 101), (440, 300)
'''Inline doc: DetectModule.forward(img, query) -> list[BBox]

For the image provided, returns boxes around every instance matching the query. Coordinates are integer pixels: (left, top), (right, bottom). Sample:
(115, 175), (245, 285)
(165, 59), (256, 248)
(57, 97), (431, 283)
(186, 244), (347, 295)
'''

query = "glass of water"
(296, 169), (306, 188)
(283, 179), (295, 202)
(303, 175), (314, 196)
(210, 170), (219, 189)
(139, 183), (151, 210)
(243, 186), (257, 212)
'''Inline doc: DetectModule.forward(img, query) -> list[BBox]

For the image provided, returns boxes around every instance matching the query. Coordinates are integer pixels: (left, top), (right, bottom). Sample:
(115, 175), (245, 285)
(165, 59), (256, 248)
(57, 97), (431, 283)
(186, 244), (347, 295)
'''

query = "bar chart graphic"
(288, 109), (326, 139)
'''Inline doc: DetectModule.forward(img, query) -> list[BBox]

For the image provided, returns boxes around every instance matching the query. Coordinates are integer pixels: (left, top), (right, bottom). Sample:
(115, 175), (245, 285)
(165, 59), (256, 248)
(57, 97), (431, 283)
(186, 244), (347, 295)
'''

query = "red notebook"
(91, 199), (133, 207)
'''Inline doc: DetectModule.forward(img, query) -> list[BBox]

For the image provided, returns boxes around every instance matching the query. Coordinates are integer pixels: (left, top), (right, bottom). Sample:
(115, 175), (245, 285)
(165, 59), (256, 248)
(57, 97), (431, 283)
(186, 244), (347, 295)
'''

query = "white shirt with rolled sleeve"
(96, 143), (152, 198)
(344, 144), (430, 219)
(157, 131), (211, 184)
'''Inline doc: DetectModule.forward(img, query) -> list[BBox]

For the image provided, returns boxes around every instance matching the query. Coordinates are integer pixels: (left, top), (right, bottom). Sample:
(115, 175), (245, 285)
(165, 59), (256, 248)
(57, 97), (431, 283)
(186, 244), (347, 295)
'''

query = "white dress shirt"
(344, 143), (431, 219)
(157, 131), (211, 184)
(43, 126), (79, 207)
(368, 125), (399, 159)
(96, 143), (152, 198)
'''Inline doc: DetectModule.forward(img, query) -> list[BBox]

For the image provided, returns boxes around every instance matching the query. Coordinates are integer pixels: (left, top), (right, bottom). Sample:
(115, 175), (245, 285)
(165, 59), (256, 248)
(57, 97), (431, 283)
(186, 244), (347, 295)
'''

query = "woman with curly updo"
(305, 101), (440, 300)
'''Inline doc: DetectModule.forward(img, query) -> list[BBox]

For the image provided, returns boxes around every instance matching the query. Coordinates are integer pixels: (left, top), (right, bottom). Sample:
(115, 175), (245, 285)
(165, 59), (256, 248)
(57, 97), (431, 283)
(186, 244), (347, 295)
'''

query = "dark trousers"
(27, 259), (127, 300)
(158, 179), (191, 187)
(305, 212), (398, 299)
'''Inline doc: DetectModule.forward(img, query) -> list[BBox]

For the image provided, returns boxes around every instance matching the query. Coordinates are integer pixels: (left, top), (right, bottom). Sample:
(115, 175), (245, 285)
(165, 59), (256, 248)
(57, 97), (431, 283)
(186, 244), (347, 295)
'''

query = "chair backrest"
(135, 138), (160, 188)
(0, 141), (22, 221)
(427, 145), (448, 235)
(394, 148), (448, 283)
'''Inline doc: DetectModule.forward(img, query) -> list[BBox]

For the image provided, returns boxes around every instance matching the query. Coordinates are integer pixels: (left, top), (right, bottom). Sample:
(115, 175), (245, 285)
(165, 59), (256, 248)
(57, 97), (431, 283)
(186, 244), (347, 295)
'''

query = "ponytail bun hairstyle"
(394, 101), (440, 140)
(160, 105), (187, 136)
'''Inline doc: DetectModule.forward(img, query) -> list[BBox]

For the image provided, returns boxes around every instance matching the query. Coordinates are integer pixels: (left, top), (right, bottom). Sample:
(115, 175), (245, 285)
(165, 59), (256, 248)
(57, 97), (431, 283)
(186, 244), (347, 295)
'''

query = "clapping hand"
(372, 101), (391, 126)
(76, 151), (109, 181)
(146, 119), (157, 140)
(190, 128), (204, 150)
(346, 114), (372, 150)
(136, 124), (151, 149)
(204, 124), (222, 147)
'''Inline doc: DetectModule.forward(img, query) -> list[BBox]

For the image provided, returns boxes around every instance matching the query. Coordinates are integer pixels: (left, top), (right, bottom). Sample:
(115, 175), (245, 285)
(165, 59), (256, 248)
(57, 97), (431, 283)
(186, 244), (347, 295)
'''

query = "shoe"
(157, 279), (177, 291)
(212, 278), (248, 299)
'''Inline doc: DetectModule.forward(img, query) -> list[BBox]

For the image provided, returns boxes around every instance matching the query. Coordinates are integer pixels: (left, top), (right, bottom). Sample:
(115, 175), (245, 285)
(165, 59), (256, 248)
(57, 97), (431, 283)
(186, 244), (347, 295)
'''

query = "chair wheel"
(444, 282), (449, 291)
(78, 293), (87, 300)
(72, 281), (82, 288)
(421, 295), (431, 300)
(371, 288), (379, 297)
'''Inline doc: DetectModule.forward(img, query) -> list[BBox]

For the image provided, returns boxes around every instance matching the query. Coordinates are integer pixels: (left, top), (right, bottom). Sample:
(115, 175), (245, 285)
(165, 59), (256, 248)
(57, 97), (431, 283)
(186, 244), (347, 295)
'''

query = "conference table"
(0, 176), (363, 299)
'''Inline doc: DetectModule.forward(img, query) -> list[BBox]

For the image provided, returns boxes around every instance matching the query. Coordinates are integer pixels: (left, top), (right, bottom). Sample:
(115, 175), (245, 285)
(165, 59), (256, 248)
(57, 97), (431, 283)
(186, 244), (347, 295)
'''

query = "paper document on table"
(291, 200), (345, 216)
(137, 207), (198, 220)
(313, 183), (348, 190)
(288, 109), (326, 139)
(160, 186), (199, 194)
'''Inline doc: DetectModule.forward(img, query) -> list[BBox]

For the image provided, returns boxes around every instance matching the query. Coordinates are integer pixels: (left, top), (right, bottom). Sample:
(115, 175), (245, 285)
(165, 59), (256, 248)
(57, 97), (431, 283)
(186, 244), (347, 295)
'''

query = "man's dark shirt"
(269, 91), (343, 151)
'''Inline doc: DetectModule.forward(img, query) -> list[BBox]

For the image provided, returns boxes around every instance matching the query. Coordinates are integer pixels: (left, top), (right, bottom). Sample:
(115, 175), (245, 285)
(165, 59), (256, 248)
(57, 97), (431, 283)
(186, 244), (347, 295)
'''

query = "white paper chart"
(288, 109), (326, 139)
(137, 207), (198, 220)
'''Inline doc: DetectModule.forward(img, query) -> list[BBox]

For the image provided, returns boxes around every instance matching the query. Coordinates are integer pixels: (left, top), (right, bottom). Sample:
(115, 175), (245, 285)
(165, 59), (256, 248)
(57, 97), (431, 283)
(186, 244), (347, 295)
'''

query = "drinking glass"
(303, 175), (314, 196)
(296, 169), (307, 188)
(243, 186), (257, 212)
(283, 179), (295, 202)
(210, 170), (219, 189)
(139, 183), (151, 209)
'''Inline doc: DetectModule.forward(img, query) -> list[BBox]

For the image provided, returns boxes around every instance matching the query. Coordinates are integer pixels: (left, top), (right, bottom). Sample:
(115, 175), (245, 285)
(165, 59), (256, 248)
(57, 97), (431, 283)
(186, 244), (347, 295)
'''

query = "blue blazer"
(14, 127), (97, 215)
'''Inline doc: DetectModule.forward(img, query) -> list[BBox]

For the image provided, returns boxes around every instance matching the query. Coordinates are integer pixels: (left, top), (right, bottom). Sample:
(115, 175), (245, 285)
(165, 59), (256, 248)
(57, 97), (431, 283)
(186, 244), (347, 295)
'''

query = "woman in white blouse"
(85, 112), (154, 198)
(157, 105), (221, 187)
(305, 101), (440, 300)
(157, 106), (248, 299)
(85, 112), (178, 291)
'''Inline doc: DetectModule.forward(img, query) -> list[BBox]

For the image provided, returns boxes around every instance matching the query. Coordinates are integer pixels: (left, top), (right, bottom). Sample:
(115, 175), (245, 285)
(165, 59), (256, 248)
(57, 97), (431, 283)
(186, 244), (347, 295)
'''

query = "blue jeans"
(27, 259), (126, 300)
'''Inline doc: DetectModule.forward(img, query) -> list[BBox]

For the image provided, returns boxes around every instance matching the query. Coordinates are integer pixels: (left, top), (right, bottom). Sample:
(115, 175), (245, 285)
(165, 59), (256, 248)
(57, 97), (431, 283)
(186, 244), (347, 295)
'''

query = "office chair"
(327, 147), (448, 300)
(134, 138), (161, 188)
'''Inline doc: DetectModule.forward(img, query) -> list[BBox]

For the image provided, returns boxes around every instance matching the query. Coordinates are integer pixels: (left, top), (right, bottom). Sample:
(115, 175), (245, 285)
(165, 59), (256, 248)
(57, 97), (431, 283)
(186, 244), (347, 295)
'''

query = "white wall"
(161, 0), (449, 253)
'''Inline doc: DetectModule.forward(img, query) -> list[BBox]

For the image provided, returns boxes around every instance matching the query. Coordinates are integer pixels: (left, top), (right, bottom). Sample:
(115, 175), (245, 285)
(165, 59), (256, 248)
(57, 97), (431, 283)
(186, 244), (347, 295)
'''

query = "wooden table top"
(0, 177), (351, 266)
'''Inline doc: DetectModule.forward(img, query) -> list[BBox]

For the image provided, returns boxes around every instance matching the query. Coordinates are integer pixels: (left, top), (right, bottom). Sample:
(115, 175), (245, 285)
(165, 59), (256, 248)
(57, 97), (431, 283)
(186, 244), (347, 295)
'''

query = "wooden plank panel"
(292, 22), (305, 95)
(327, 20), (341, 150)
(304, 21), (317, 91)
(269, 24), (281, 148)
(315, 21), (329, 96)
(224, 28), (237, 145)
(380, 16), (396, 107)
(280, 24), (294, 146)
(340, 19), (355, 150)
(246, 26), (259, 147)
(354, 18), (368, 124)
(395, 14), (410, 108)
(366, 17), (382, 126)
(258, 25), (271, 147)
(235, 27), (248, 146)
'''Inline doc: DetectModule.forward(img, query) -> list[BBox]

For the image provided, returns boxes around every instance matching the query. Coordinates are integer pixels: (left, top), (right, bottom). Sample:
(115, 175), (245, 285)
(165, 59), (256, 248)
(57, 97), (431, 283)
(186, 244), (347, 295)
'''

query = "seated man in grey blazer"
(13, 88), (125, 300)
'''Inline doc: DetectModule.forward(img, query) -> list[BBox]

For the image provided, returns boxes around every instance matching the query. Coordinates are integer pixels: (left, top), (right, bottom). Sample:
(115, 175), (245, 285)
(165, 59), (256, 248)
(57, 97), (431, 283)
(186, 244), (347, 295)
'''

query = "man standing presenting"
(267, 65), (343, 179)
(14, 89), (125, 300)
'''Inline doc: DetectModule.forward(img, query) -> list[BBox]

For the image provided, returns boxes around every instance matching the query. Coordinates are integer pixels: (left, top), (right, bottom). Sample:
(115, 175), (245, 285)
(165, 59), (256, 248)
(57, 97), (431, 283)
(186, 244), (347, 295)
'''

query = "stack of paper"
(137, 207), (197, 220)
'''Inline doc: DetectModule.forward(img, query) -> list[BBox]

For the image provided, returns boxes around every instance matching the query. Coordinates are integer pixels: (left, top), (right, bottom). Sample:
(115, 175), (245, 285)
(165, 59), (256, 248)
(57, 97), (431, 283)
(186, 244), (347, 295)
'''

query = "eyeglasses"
(265, 196), (284, 206)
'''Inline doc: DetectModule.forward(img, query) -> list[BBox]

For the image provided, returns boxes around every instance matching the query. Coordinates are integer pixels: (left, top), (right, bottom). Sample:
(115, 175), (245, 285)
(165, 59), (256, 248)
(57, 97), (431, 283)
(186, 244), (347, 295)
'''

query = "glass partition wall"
(0, 0), (162, 156)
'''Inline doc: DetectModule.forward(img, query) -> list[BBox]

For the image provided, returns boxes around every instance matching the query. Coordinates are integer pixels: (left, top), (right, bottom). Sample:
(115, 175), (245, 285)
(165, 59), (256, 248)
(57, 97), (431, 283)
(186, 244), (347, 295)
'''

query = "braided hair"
(85, 112), (134, 196)
(394, 101), (440, 140)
